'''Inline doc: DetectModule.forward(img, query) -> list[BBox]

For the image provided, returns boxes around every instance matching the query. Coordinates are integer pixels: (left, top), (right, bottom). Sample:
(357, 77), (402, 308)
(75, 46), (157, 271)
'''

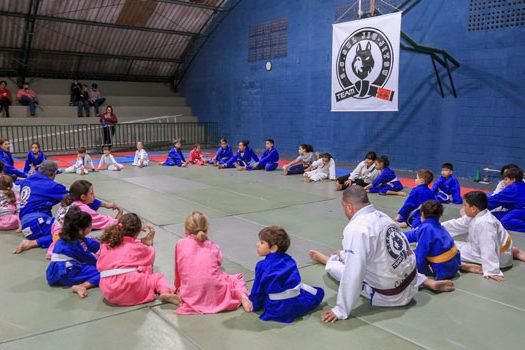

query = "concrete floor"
(1, 159), (523, 350)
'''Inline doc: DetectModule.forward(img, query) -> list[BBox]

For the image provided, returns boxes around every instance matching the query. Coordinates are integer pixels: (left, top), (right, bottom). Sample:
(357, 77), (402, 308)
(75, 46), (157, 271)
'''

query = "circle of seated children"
(6, 140), (525, 323)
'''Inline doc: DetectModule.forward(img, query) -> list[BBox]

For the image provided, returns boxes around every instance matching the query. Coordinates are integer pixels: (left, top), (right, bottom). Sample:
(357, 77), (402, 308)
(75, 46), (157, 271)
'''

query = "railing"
(1, 122), (219, 154)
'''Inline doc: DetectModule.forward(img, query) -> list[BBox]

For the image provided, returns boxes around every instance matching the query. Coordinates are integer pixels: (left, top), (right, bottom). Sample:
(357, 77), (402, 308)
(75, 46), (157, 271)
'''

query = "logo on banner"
(335, 27), (395, 103)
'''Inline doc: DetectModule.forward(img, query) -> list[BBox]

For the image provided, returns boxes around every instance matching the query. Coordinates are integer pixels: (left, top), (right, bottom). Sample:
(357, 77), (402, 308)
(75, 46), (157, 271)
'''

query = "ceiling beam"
(0, 10), (199, 37)
(155, 0), (221, 11)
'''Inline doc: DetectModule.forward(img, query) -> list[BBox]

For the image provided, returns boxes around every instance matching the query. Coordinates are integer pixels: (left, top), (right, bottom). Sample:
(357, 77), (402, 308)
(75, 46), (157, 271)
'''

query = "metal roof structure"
(0, 0), (228, 84)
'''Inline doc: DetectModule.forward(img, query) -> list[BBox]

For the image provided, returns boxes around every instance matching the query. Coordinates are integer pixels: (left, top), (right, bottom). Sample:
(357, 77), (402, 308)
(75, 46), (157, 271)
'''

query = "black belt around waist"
(371, 267), (417, 296)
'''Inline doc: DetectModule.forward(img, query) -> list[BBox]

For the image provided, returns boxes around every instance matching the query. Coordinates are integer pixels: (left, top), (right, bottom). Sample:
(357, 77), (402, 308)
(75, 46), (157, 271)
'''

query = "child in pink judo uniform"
(97, 213), (181, 306)
(174, 211), (253, 314)
(0, 175), (20, 231)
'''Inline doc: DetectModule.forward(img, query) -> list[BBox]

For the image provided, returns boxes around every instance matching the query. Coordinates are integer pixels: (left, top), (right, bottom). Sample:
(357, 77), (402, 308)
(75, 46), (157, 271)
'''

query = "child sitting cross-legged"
(304, 153), (336, 183)
(404, 200), (461, 280)
(97, 213), (181, 306)
(431, 163), (462, 204)
(394, 169), (437, 229)
(64, 146), (96, 175)
(364, 155), (405, 196)
(161, 138), (189, 167)
(188, 143), (206, 166)
(249, 226), (324, 323)
(97, 146), (124, 171)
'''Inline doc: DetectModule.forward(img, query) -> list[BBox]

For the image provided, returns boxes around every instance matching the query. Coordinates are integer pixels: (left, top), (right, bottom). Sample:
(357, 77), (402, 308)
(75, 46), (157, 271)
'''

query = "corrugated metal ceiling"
(0, 0), (227, 82)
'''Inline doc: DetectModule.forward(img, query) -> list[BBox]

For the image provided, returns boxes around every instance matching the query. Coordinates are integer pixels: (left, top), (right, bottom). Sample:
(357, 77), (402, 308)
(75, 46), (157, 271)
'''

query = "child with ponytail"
(0, 174), (20, 231)
(46, 206), (100, 298)
(174, 211), (252, 314)
(97, 214), (181, 306)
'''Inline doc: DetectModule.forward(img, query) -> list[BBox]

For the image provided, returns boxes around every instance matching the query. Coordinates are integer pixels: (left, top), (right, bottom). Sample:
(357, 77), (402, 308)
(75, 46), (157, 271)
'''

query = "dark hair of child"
(266, 139), (275, 145)
(300, 144), (314, 152)
(463, 191), (488, 211)
(78, 146), (87, 154)
(173, 138), (181, 145)
(102, 146), (110, 151)
(258, 226), (290, 253)
(193, 143), (200, 149)
(100, 213), (142, 248)
(0, 175), (17, 204)
(321, 153), (332, 160)
(420, 200), (443, 219)
(500, 163), (519, 177)
(0, 159), (4, 174)
(240, 140), (250, 147)
(441, 163), (454, 171)
(377, 155), (390, 167)
(417, 169), (434, 185)
(504, 167), (524, 182)
(59, 206), (92, 242)
(365, 151), (377, 161)
(61, 180), (93, 207)
(32, 142), (41, 150)
(220, 138), (228, 144)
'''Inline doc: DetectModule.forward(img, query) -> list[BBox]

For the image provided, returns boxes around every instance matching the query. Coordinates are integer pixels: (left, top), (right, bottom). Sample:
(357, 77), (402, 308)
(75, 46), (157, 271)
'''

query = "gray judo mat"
(122, 175), (212, 193)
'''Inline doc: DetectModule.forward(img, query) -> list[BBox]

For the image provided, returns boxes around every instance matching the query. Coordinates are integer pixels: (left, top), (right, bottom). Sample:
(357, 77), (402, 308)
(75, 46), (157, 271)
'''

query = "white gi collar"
(350, 204), (375, 222)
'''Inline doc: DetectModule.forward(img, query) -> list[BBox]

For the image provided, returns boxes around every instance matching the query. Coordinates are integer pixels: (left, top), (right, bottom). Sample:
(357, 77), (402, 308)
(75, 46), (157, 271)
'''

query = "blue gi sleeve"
(4, 161), (26, 178)
(371, 170), (386, 187)
(89, 199), (102, 211)
(431, 176), (442, 195)
(85, 237), (101, 254)
(404, 228), (420, 243)
(412, 227), (432, 270)
(225, 151), (240, 167)
(69, 241), (98, 265)
(398, 189), (419, 221)
(24, 152), (32, 173)
(250, 148), (259, 162)
(487, 186), (519, 210)
(249, 260), (267, 311)
(450, 178), (463, 204)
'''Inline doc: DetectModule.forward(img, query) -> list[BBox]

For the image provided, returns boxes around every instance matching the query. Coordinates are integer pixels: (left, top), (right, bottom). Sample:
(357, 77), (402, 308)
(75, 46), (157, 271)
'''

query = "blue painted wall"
(181, 0), (525, 178)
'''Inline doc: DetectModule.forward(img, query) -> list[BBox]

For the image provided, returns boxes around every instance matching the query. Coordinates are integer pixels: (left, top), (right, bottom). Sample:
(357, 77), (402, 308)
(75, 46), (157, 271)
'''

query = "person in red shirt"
(0, 81), (11, 118)
(100, 105), (118, 146)
(17, 83), (38, 116)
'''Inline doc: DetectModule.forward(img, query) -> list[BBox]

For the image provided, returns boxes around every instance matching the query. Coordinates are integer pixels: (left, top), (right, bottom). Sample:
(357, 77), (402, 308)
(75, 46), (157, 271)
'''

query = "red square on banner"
(377, 88), (392, 101)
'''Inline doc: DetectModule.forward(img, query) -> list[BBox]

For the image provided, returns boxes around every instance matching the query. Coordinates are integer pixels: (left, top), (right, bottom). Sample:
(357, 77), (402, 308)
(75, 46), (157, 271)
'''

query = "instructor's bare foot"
(309, 250), (329, 265)
(72, 285), (88, 298)
(241, 293), (253, 312)
(512, 247), (525, 262)
(159, 292), (182, 305)
(13, 239), (38, 254)
(423, 279), (455, 292)
(461, 262), (483, 274)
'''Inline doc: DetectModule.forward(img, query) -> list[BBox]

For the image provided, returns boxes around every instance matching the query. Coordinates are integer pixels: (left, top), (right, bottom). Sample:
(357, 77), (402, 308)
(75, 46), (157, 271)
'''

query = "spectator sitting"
(0, 80), (12, 118)
(17, 83), (38, 117)
(88, 83), (106, 116)
(77, 85), (90, 118)
(70, 79), (82, 106)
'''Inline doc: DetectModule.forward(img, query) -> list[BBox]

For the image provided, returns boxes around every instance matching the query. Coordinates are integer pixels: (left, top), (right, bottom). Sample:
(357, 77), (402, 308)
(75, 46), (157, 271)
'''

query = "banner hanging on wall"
(331, 12), (401, 112)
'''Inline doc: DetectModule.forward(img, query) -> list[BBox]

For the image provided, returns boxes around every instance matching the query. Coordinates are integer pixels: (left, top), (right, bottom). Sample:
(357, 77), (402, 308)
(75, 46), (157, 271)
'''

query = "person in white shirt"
(97, 146), (124, 171)
(336, 151), (380, 191)
(442, 191), (525, 281)
(132, 141), (149, 168)
(304, 153), (336, 183)
(309, 186), (454, 323)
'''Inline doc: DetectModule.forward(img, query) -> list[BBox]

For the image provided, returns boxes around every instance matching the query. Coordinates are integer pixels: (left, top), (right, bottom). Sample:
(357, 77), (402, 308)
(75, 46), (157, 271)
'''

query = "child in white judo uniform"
(442, 191), (525, 281)
(308, 186), (454, 323)
(64, 146), (95, 175)
(98, 146), (124, 171)
(304, 153), (336, 183)
(132, 141), (149, 167)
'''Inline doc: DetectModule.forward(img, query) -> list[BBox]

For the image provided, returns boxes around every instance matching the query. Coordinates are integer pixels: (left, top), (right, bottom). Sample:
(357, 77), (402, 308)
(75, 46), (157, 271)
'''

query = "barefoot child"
(162, 138), (189, 167)
(188, 143), (206, 166)
(209, 138), (233, 166)
(174, 211), (252, 314)
(132, 141), (149, 167)
(0, 175), (20, 231)
(282, 144), (316, 175)
(404, 200), (461, 280)
(97, 213), (181, 306)
(394, 169), (437, 228)
(442, 191), (525, 281)
(220, 140), (259, 169)
(249, 226), (324, 323)
(246, 139), (279, 171)
(24, 142), (47, 174)
(364, 155), (405, 196)
(431, 163), (462, 204)
(304, 153), (336, 183)
(46, 206), (99, 298)
(64, 147), (96, 175)
(97, 146), (124, 171)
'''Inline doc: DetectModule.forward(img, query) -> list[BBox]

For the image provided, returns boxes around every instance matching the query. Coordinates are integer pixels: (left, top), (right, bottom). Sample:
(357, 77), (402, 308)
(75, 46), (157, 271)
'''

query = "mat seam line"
(455, 287), (525, 312)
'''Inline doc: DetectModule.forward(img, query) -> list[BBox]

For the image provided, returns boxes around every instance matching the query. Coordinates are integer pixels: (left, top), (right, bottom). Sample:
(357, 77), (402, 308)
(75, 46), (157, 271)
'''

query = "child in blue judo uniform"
(209, 138), (233, 166)
(0, 138), (26, 180)
(245, 139), (279, 171)
(249, 226), (324, 323)
(161, 138), (189, 167)
(220, 140), (259, 169)
(24, 141), (47, 174)
(13, 160), (107, 254)
(431, 163), (462, 204)
(394, 169), (437, 228)
(488, 167), (525, 232)
(404, 200), (461, 280)
(46, 206), (100, 298)
(364, 155), (404, 196)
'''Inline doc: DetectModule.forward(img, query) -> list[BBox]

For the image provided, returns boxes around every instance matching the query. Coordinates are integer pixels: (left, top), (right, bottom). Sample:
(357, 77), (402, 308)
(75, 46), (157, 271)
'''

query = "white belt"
(437, 190), (452, 201)
(51, 253), (79, 263)
(387, 177), (399, 186)
(100, 268), (138, 278)
(268, 283), (318, 301)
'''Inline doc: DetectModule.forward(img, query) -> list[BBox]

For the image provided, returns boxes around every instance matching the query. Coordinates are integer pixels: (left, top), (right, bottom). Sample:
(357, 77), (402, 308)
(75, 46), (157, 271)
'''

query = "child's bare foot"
(309, 250), (329, 265)
(283, 168), (288, 175)
(485, 275), (505, 282)
(72, 285), (88, 298)
(423, 279), (455, 292)
(241, 293), (253, 312)
(393, 191), (407, 197)
(159, 292), (182, 305)
(461, 262), (483, 274)
(512, 247), (525, 262)
(12, 239), (38, 254)
(16, 224), (22, 233)
(335, 182), (342, 191)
